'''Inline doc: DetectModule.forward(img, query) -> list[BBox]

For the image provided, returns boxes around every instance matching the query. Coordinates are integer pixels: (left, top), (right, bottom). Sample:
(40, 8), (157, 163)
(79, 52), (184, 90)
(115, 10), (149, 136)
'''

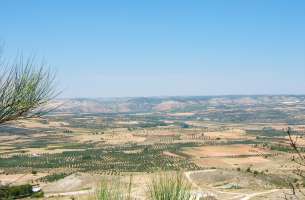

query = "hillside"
(52, 95), (305, 113)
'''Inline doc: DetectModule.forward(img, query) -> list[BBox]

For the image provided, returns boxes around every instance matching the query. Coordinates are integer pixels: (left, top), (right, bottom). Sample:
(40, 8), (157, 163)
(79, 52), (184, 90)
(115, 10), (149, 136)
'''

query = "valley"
(0, 95), (305, 199)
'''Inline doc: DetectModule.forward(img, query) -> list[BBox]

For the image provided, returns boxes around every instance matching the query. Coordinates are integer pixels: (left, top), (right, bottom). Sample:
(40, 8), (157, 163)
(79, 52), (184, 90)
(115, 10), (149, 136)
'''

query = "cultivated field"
(1, 96), (305, 199)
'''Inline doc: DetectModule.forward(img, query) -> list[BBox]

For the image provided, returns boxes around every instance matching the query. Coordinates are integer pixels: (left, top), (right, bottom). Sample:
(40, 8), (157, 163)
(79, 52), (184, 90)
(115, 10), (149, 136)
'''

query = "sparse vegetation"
(148, 172), (194, 200)
(91, 176), (133, 200)
(95, 180), (125, 200)
(284, 128), (305, 199)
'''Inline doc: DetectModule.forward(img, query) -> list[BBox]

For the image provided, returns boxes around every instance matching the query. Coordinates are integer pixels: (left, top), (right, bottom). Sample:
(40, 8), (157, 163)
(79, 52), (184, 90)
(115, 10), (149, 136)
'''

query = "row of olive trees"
(0, 47), (57, 126)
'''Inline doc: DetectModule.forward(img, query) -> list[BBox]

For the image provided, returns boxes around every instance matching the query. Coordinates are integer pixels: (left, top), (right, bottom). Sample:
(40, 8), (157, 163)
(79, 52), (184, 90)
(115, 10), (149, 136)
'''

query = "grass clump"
(96, 180), (124, 200)
(94, 176), (133, 200)
(148, 172), (194, 200)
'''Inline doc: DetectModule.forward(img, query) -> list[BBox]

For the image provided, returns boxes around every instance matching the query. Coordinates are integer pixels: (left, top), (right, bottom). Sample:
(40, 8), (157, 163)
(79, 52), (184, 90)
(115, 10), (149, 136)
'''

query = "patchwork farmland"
(1, 96), (305, 199)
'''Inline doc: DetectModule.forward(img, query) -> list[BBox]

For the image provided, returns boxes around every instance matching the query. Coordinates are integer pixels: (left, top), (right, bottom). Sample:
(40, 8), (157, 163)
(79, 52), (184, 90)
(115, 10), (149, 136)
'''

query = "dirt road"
(185, 170), (280, 200)
(45, 188), (94, 198)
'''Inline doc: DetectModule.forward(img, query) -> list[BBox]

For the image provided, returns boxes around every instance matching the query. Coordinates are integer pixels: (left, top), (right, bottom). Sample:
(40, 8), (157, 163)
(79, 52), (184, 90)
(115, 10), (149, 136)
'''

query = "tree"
(285, 127), (305, 200)
(0, 49), (57, 125)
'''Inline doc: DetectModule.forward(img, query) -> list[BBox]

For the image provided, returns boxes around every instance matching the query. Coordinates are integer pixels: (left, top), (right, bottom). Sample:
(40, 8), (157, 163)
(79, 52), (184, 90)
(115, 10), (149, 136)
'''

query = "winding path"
(185, 170), (280, 200)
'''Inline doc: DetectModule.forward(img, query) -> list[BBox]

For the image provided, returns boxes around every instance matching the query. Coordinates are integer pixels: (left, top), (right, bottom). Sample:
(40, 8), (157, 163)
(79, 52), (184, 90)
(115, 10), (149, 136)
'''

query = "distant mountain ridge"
(50, 95), (305, 114)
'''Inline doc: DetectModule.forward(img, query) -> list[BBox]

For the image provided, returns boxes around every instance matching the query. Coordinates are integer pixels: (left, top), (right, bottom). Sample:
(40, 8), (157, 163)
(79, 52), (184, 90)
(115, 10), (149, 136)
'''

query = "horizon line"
(56, 94), (305, 100)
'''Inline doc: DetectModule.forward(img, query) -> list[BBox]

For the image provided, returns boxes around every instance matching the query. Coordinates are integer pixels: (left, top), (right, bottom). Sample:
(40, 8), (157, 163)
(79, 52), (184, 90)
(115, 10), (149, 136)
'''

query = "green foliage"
(268, 144), (305, 153)
(0, 143), (200, 173)
(31, 191), (44, 198)
(96, 181), (124, 200)
(246, 129), (291, 137)
(148, 172), (194, 200)
(95, 177), (132, 200)
(39, 172), (70, 182)
(0, 184), (33, 199)
(0, 53), (57, 125)
(137, 121), (167, 128)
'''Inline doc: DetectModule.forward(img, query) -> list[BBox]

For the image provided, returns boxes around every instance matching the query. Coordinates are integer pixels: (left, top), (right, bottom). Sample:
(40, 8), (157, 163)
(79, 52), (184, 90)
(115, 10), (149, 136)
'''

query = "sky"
(0, 0), (304, 98)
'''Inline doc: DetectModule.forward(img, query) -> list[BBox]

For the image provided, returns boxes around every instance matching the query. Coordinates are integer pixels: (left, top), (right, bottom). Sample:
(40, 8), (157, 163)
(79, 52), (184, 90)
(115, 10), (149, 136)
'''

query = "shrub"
(40, 172), (69, 182)
(148, 172), (194, 200)
(31, 170), (37, 175)
(31, 191), (44, 198)
(95, 176), (132, 200)
(0, 184), (33, 199)
(246, 167), (251, 173)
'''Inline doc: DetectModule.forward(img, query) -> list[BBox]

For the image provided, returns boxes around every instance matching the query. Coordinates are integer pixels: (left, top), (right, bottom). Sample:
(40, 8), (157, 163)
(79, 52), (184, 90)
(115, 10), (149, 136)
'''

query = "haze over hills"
(1, 0), (305, 199)
(52, 95), (305, 114)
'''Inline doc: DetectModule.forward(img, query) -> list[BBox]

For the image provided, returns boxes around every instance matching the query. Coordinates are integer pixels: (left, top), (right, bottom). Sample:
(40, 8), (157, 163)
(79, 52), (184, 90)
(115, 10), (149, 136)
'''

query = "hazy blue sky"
(0, 0), (304, 98)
